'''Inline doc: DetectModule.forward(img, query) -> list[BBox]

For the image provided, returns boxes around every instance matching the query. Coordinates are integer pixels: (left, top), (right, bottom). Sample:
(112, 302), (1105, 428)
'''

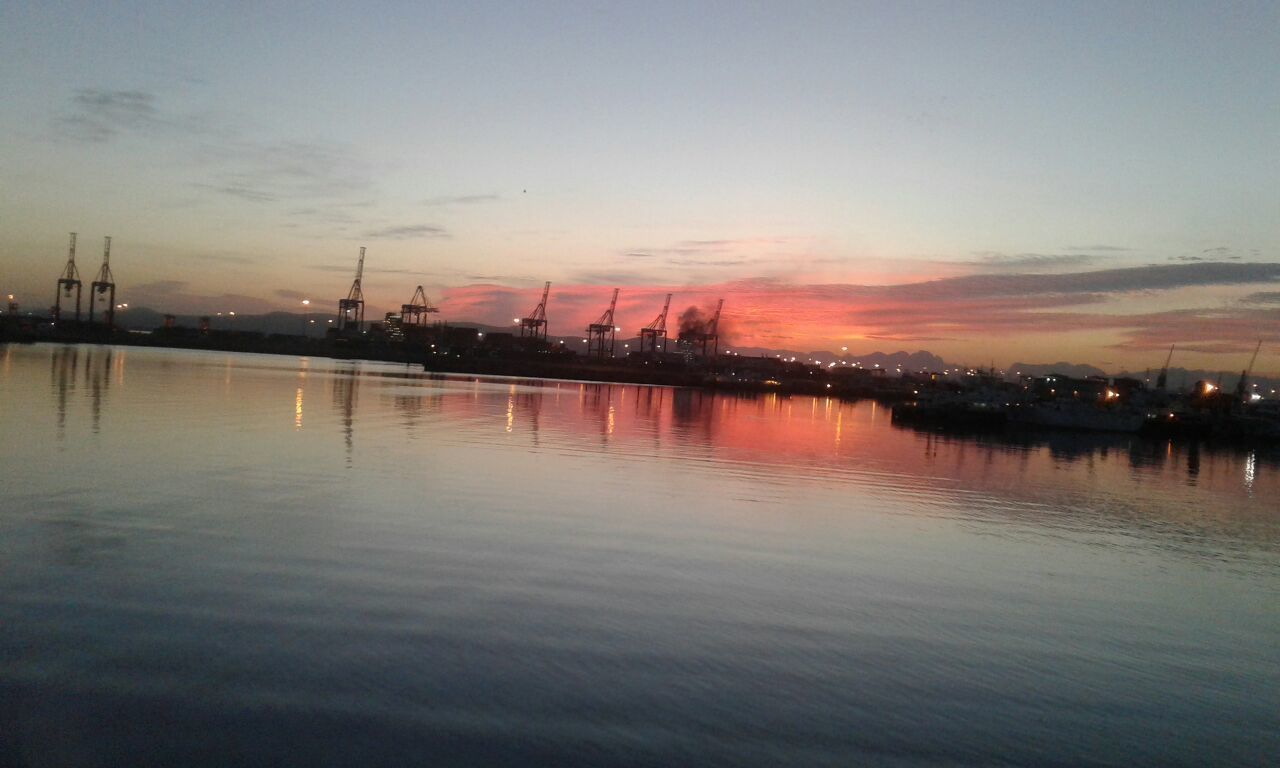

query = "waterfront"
(1, 344), (1277, 766)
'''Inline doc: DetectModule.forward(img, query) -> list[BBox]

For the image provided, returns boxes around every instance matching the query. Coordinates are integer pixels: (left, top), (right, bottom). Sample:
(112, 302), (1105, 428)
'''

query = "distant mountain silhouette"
(1008, 361), (1108, 379)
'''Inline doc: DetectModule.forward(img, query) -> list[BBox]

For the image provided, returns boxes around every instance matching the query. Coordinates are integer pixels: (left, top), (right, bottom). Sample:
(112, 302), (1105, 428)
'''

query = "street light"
(300, 299), (310, 336)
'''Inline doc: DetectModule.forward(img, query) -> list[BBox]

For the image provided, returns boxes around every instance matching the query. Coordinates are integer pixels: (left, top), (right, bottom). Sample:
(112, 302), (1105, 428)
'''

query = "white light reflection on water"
(0, 344), (1278, 768)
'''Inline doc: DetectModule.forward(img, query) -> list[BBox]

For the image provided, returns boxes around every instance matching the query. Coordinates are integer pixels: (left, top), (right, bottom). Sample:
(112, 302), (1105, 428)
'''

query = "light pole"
(300, 299), (310, 337)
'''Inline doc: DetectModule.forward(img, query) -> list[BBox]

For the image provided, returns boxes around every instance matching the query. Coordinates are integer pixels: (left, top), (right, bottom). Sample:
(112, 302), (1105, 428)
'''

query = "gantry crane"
(698, 298), (724, 358)
(401, 285), (440, 327)
(586, 288), (620, 358)
(88, 236), (116, 328)
(54, 232), (82, 322)
(519, 281), (551, 340)
(337, 246), (366, 333)
(639, 293), (672, 354)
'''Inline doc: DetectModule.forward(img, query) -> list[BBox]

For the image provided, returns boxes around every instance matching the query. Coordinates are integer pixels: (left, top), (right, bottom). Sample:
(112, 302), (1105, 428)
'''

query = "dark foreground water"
(1, 344), (1277, 767)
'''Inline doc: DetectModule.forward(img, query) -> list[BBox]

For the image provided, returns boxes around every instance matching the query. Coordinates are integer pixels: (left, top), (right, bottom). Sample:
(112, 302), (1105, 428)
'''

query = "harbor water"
(1, 344), (1277, 766)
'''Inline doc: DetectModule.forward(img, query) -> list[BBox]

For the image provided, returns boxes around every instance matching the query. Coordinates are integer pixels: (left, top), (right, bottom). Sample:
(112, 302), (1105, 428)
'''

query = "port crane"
(1234, 340), (1263, 400)
(400, 285), (440, 327)
(87, 236), (116, 328)
(54, 232), (82, 322)
(337, 246), (366, 333)
(696, 298), (725, 358)
(586, 288), (620, 358)
(639, 293), (672, 354)
(519, 281), (551, 340)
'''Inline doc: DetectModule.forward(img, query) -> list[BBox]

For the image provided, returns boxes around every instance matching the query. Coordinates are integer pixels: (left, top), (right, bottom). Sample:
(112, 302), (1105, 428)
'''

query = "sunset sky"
(2, 2), (1277, 371)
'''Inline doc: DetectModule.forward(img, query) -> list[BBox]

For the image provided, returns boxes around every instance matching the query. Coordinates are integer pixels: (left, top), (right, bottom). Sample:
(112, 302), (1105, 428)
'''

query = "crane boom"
(518, 281), (551, 340)
(347, 246), (366, 301)
(1245, 340), (1262, 378)
(593, 288), (619, 326)
(528, 281), (550, 321)
(62, 233), (79, 280)
(1156, 344), (1175, 390)
(707, 298), (724, 336)
(645, 293), (672, 331)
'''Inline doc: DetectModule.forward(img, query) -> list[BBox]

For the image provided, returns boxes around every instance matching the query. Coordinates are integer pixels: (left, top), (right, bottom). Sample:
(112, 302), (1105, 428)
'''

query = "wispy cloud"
(191, 252), (254, 265)
(361, 224), (450, 240)
(422, 194), (500, 206)
(196, 183), (277, 203)
(52, 88), (377, 210)
(681, 237), (794, 248)
(624, 236), (805, 260)
(568, 270), (662, 285)
(307, 263), (447, 277)
(1066, 244), (1132, 252)
(1241, 291), (1280, 305)
(204, 139), (373, 204)
(890, 262), (1280, 300)
(961, 252), (1096, 271)
(53, 89), (163, 142)
(665, 257), (752, 267)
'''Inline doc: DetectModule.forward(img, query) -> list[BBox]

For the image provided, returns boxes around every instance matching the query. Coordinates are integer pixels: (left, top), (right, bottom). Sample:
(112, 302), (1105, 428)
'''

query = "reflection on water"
(2, 344), (1278, 767)
(332, 365), (359, 461)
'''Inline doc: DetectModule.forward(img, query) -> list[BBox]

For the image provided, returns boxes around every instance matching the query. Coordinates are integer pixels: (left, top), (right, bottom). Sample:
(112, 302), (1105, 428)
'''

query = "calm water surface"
(1, 344), (1277, 766)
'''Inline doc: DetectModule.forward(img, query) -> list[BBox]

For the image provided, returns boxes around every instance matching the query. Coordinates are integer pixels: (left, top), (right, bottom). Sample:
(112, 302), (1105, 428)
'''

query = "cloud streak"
(959, 252), (1096, 271)
(361, 224), (450, 240)
(54, 89), (163, 142)
(1241, 291), (1280, 305)
(52, 88), (377, 210)
(422, 194), (500, 206)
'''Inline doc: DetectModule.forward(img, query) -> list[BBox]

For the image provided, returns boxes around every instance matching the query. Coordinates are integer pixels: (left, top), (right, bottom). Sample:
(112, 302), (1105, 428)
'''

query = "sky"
(2, 1), (1278, 372)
